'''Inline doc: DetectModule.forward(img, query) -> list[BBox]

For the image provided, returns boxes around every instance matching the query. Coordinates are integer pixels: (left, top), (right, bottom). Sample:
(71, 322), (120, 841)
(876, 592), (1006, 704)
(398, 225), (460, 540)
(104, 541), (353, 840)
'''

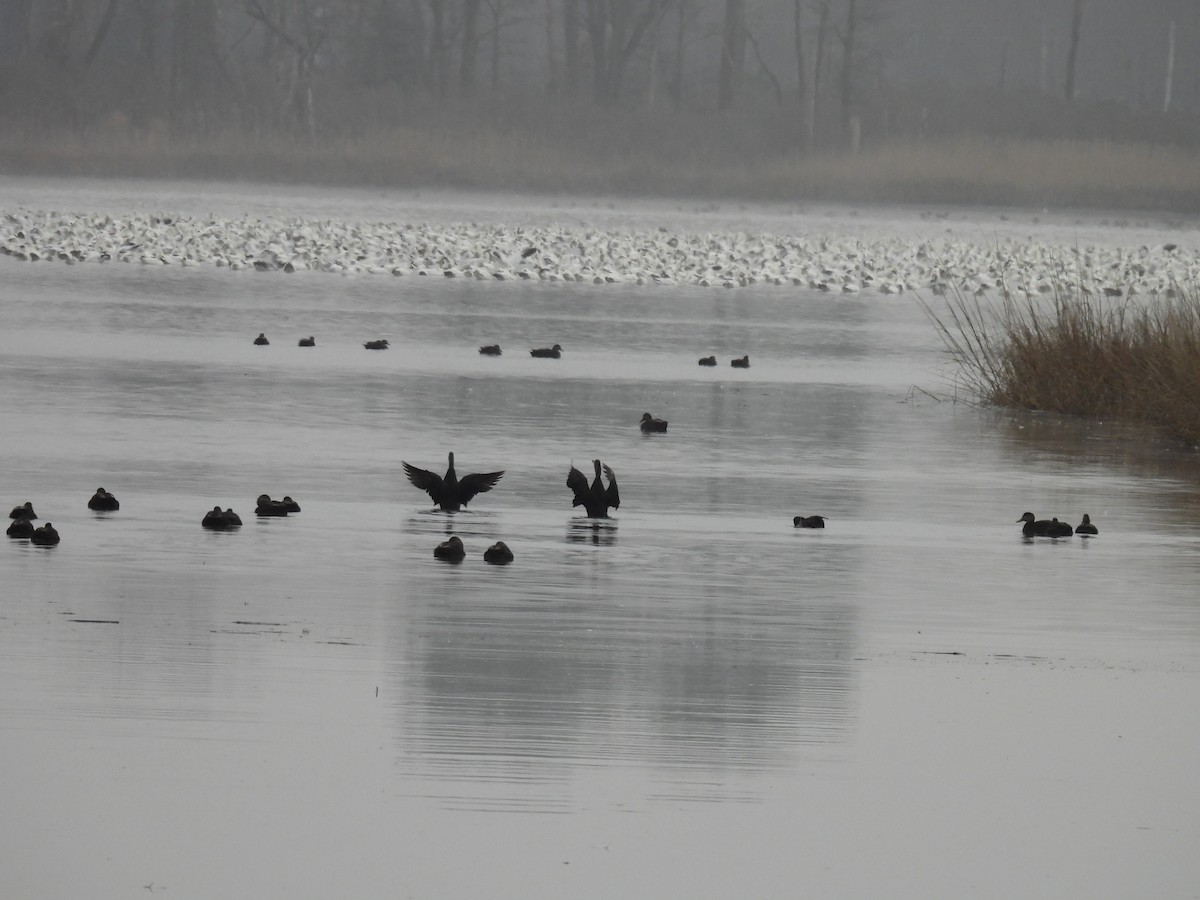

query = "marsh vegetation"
(928, 287), (1200, 445)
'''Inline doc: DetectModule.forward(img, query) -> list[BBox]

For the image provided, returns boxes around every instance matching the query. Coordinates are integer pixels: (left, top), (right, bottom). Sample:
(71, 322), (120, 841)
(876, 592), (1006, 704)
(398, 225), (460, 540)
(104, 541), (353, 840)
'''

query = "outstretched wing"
(403, 462), (444, 503)
(566, 465), (589, 508)
(602, 464), (620, 510)
(458, 470), (504, 506)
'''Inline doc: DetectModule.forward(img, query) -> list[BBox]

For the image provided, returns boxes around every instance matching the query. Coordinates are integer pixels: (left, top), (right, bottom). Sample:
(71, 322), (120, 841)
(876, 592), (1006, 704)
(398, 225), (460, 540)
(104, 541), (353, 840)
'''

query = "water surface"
(2, 182), (1199, 899)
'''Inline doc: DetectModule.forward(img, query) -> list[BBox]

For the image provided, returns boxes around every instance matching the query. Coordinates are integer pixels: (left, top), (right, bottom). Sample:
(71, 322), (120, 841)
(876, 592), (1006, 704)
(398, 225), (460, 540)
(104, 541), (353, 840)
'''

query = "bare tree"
(582, 0), (673, 103)
(245, 0), (328, 137)
(717, 0), (745, 109)
(1064, 0), (1084, 102)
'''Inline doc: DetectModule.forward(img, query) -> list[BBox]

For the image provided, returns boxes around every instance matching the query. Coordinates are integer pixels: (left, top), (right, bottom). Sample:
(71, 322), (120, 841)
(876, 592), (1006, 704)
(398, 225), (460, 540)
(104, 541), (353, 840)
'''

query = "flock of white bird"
(1, 209), (1194, 297)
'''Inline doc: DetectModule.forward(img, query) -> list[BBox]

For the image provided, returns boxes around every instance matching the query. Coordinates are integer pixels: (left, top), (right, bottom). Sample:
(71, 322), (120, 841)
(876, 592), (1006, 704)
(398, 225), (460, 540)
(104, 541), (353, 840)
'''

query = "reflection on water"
(3, 189), (1200, 899)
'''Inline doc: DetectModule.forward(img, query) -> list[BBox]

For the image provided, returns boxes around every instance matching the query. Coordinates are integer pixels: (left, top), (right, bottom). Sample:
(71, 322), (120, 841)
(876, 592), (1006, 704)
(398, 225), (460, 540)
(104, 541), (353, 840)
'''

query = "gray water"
(2, 180), (1200, 899)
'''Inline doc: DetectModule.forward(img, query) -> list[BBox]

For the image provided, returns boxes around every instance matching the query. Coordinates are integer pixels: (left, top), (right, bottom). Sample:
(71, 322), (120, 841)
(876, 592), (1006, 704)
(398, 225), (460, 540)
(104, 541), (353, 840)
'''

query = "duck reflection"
(566, 519), (617, 546)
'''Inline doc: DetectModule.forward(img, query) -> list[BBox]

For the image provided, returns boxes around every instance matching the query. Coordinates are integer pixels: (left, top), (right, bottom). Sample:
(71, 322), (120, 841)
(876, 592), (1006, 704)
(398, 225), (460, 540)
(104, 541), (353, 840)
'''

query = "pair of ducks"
(202, 507), (244, 530)
(1018, 512), (1098, 537)
(478, 344), (563, 359)
(433, 536), (514, 565)
(256, 494), (301, 517)
(403, 453), (621, 519)
(257, 334), (316, 347)
(698, 355), (750, 367)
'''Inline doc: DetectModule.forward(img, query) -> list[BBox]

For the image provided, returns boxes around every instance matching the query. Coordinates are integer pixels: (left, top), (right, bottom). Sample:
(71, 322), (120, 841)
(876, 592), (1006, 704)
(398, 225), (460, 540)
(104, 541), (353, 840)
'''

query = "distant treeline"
(0, 0), (1198, 210)
(0, 0), (1197, 150)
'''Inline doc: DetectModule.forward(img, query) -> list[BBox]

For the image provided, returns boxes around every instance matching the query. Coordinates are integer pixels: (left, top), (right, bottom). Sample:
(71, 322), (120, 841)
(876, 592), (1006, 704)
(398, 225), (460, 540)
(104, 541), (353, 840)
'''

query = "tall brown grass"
(926, 287), (1200, 445)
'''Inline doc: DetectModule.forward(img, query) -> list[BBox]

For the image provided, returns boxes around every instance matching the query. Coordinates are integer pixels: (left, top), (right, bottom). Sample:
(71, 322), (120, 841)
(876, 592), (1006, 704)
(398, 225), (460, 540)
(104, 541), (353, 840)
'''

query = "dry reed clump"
(926, 286), (1200, 445)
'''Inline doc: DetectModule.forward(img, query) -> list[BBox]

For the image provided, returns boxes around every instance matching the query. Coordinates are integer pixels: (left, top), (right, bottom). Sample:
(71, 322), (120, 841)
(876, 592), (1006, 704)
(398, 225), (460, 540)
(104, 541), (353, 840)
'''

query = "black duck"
(530, 344), (563, 358)
(9, 502), (36, 520)
(793, 515), (827, 528)
(639, 412), (668, 433)
(731, 355), (750, 368)
(403, 452), (504, 511)
(363, 339), (390, 350)
(1075, 514), (1098, 536)
(479, 344), (502, 356)
(484, 541), (514, 565)
(698, 356), (717, 366)
(567, 459), (620, 518)
(88, 488), (119, 511)
(434, 535), (466, 561)
(30, 522), (60, 545)
(253, 333), (269, 345)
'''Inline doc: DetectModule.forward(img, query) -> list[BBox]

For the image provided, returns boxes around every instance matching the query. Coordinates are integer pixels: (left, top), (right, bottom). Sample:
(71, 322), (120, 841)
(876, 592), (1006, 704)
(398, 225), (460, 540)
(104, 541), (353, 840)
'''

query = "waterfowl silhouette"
(298, 336), (316, 347)
(403, 452), (505, 511)
(433, 535), (466, 561)
(30, 522), (60, 545)
(6, 516), (34, 538)
(87, 488), (119, 511)
(484, 541), (514, 565)
(202, 506), (242, 530)
(567, 459), (620, 518)
(9, 502), (36, 520)
(280, 496), (301, 513)
(639, 412), (668, 433)
(794, 515), (827, 528)
(530, 344), (562, 358)
(698, 356), (717, 366)
(363, 339), (389, 350)
(1017, 512), (1072, 537)
(731, 355), (751, 368)
(479, 344), (502, 356)
(253, 333), (269, 345)
(255, 494), (290, 516)
(1075, 514), (1098, 536)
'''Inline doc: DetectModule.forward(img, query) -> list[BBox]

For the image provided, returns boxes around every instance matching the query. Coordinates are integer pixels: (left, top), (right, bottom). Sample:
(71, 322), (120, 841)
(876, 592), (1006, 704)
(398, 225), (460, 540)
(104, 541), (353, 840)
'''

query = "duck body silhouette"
(280, 496), (301, 513)
(9, 502), (36, 520)
(1018, 512), (1073, 537)
(731, 355), (750, 368)
(794, 515), (827, 528)
(434, 535), (466, 561)
(698, 356), (717, 367)
(88, 488), (119, 511)
(640, 413), (668, 433)
(530, 344), (562, 358)
(7, 516), (35, 538)
(403, 452), (504, 511)
(30, 522), (60, 545)
(363, 339), (389, 350)
(298, 336), (316, 347)
(253, 333), (269, 345)
(202, 507), (243, 530)
(1075, 514), (1098, 535)
(484, 541), (514, 565)
(479, 344), (502, 356)
(567, 459), (620, 518)
(255, 494), (291, 516)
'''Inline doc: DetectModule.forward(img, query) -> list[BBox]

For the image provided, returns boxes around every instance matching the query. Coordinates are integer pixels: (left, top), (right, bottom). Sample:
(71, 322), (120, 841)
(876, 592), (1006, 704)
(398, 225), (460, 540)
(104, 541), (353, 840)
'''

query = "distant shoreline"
(2, 132), (1199, 216)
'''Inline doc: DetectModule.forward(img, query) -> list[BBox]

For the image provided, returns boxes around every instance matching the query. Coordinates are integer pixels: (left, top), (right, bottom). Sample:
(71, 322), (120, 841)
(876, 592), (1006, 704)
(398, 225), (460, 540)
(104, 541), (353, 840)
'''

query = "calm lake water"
(2, 178), (1199, 899)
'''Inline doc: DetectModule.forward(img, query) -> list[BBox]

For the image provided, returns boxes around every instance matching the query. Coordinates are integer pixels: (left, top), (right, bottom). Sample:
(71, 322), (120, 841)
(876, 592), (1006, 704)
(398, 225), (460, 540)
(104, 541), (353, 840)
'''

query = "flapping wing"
(567, 465), (589, 508)
(602, 464), (619, 510)
(458, 470), (504, 506)
(402, 462), (443, 502)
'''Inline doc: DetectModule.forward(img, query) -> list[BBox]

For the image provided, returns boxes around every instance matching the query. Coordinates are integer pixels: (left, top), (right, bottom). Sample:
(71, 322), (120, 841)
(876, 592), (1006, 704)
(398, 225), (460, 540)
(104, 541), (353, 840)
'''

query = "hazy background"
(0, 1), (1197, 206)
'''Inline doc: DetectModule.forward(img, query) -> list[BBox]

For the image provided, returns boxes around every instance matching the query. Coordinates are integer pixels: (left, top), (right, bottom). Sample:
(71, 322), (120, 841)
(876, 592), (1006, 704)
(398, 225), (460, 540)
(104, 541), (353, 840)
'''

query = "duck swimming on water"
(479, 344), (502, 356)
(253, 333), (269, 345)
(434, 535), (466, 561)
(794, 515), (827, 528)
(298, 336), (315, 347)
(403, 452), (505, 511)
(6, 516), (34, 538)
(1075, 514), (1098, 535)
(698, 356), (717, 366)
(88, 488), (119, 511)
(731, 355), (750, 368)
(363, 339), (389, 350)
(530, 344), (563, 358)
(484, 541), (514, 565)
(30, 522), (60, 545)
(1017, 512), (1073, 537)
(9, 502), (36, 520)
(567, 459), (620, 518)
(639, 412), (668, 433)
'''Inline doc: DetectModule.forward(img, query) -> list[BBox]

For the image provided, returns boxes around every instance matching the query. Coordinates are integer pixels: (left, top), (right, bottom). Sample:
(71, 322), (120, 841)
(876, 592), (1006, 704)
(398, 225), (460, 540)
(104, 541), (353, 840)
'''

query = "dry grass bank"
(927, 288), (1200, 445)
(1, 121), (1199, 212)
